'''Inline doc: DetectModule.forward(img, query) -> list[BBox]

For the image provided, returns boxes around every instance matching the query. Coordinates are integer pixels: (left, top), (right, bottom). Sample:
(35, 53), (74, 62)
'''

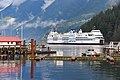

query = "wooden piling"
(31, 39), (34, 57)
(118, 46), (119, 52)
(30, 39), (35, 79)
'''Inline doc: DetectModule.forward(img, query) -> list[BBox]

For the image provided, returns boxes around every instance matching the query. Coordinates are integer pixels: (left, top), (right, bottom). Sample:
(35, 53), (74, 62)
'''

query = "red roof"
(0, 36), (22, 42)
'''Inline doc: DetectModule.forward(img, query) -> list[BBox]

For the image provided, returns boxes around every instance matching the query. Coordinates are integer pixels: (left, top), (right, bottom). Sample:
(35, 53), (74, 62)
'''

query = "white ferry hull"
(47, 43), (104, 45)
(47, 40), (104, 45)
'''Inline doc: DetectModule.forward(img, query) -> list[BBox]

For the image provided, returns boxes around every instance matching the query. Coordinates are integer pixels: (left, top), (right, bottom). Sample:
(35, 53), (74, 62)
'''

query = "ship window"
(88, 49), (94, 51)
(92, 30), (100, 32)
(95, 35), (102, 36)
(62, 37), (69, 40)
(88, 34), (93, 36)
(53, 37), (58, 41)
(76, 37), (93, 40)
(95, 37), (104, 39)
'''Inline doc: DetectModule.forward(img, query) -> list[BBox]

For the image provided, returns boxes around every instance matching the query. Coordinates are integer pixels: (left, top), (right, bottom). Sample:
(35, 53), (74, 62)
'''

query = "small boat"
(106, 55), (114, 62)
(71, 57), (77, 61)
(86, 49), (95, 56)
(85, 49), (98, 57)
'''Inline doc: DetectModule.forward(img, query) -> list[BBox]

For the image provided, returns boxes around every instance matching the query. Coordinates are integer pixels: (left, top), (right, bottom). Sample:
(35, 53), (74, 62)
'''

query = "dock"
(0, 44), (56, 60)
(43, 56), (105, 61)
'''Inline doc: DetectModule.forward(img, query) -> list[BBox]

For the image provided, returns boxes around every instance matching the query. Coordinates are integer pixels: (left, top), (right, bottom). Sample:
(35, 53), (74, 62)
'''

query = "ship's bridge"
(49, 31), (58, 35)
(91, 30), (101, 32)
(91, 30), (102, 35)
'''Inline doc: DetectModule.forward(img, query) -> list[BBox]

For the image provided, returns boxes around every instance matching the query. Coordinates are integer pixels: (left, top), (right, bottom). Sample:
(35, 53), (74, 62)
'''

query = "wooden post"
(30, 39), (35, 79)
(30, 60), (34, 79)
(31, 39), (34, 57)
(118, 46), (119, 52)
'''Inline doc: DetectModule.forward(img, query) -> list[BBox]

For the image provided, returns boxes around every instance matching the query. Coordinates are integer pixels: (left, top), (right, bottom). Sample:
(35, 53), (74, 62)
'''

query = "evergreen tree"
(81, 3), (120, 42)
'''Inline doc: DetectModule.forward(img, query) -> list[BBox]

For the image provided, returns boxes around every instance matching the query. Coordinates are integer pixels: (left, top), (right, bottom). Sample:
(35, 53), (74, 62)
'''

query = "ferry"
(47, 29), (104, 45)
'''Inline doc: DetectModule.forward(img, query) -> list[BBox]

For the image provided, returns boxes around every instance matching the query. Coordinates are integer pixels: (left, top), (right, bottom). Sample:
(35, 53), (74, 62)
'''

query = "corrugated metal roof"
(0, 36), (22, 42)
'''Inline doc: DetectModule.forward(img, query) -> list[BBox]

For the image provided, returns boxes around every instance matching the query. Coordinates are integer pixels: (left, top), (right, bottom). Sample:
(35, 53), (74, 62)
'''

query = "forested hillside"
(81, 3), (120, 42)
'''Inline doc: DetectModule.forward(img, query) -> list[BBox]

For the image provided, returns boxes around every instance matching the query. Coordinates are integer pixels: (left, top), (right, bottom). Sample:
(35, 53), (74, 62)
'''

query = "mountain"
(81, 3), (120, 42)
(0, 0), (116, 43)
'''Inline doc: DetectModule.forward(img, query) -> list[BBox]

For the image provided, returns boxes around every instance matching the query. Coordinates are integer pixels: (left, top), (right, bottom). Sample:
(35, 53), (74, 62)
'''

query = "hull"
(47, 39), (104, 45)
(47, 42), (104, 45)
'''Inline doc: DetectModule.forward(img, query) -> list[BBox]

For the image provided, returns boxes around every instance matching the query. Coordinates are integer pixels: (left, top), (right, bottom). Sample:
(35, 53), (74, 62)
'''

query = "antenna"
(1, 12), (5, 36)
(21, 25), (23, 40)
(93, 26), (96, 30)
(16, 29), (19, 36)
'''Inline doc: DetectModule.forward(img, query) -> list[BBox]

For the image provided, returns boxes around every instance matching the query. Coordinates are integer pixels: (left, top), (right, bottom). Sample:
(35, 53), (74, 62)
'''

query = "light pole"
(21, 25), (24, 40)
(16, 28), (19, 36)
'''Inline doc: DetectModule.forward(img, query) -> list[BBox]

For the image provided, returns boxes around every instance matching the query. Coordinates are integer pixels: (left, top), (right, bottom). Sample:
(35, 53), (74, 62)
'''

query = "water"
(0, 45), (120, 80)
(1, 60), (120, 80)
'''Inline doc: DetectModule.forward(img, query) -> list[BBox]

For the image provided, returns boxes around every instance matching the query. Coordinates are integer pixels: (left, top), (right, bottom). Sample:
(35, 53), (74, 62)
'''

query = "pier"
(0, 39), (56, 60)
(1, 40), (120, 61)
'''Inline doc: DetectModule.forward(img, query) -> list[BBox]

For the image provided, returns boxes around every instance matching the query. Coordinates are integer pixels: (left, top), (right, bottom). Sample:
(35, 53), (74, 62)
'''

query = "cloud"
(0, 0), (13, 12)
(13, 13), (66, 29)
(41, 0), (55, 12)
(0, 13), (35, 30)
(12, 0), (27, 6)
(0, 0), (27, 12)
(0, 21), (9, 30)
(0, 13), (65, 30)
(4, 17), (16, 24)
(0, 23), (9, 29)
(0, 17), (16, 29)
(24, 19), (66, 28)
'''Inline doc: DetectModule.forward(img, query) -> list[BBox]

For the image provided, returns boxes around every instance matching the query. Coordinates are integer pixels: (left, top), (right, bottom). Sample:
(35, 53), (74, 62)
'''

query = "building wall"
(0, 42), (18, 45)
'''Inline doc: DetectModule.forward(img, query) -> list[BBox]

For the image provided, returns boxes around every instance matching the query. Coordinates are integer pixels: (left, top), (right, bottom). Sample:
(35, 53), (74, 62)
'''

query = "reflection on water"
(30, 60), (34, 80)
(23, 61), (120, 80)
(48, 45), (104, 56)
(0, 60), (21, 80)
(0, 60), (120, 80)
(55, 61), (63, 67)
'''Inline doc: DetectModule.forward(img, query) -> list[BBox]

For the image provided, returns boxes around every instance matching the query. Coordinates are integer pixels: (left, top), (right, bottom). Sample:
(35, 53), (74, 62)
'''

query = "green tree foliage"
(81, 4), (120, 42)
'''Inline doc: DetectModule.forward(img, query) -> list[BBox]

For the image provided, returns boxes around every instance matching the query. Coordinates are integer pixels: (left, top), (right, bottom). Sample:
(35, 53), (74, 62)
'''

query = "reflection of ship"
(0, 61), (21, 79)
(47, 29), (104, 45)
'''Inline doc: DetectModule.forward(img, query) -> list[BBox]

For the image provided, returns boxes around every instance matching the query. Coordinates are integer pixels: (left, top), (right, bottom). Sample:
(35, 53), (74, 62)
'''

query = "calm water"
(0, 60), (120, 80)
(0, 45), (120, 80)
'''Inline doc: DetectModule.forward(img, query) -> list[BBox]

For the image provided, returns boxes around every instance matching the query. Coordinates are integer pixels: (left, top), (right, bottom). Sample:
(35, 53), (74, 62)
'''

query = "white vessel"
(47, 29), (104, 45)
